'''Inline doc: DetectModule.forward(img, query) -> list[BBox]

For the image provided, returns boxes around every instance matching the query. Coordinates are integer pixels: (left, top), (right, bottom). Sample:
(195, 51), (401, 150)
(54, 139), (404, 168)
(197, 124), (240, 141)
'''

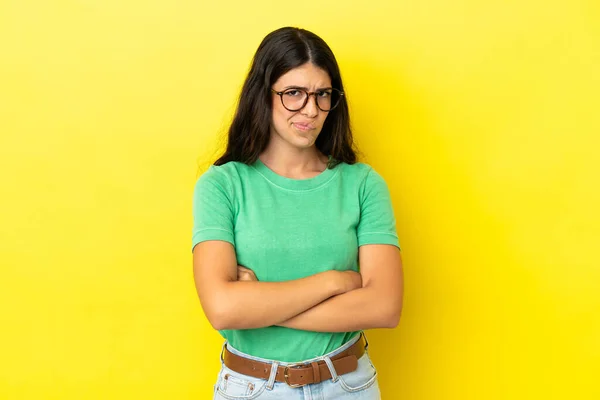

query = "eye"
(284, 90), (302, 97)
(317, 90), (332, 98)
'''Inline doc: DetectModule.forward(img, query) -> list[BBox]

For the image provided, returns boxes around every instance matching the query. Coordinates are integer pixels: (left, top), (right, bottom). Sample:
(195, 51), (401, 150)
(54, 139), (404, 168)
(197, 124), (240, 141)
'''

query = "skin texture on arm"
(192, 240), (362, 330)
(276, 244), (403, 332)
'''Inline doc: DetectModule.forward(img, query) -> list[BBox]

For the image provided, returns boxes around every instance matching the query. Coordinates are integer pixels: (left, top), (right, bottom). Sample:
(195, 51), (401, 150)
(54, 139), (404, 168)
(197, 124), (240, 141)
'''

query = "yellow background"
(1, 0), (599, 399)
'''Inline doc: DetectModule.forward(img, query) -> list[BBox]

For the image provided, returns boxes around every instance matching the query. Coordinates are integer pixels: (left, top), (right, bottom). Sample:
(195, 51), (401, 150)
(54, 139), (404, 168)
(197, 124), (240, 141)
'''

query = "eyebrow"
(282, 85), (333, 91)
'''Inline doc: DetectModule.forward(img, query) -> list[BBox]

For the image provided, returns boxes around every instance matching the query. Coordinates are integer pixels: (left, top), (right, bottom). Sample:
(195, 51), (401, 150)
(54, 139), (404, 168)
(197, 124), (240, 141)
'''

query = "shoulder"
(196, 161), (251, 186)
(194, 162), (254, 200)
(335, 161), (385, 185)
(334, 162), (392, 203)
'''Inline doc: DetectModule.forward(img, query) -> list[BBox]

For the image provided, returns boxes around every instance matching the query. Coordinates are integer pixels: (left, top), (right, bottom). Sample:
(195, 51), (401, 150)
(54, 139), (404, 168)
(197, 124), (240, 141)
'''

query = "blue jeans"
(213, 332), (381, 399)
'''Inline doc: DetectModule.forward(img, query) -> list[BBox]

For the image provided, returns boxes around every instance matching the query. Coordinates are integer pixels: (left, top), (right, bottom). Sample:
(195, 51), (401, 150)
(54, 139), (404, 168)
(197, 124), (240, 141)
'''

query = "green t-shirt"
(191, 158), (399, 362)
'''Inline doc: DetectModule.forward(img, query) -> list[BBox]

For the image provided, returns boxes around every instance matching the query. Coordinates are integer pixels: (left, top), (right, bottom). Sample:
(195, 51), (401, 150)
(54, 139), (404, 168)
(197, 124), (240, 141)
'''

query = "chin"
(290, 136), (317, 149)
(290, 130), (319, 147)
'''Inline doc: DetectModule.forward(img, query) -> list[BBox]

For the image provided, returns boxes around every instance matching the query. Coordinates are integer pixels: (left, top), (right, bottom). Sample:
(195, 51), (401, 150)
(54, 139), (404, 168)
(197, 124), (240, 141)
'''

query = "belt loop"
(220, 341), (228, 365)
(311, 361), (321, 384)
(323, 356), (339, 383)
(266, 361), (279, 390)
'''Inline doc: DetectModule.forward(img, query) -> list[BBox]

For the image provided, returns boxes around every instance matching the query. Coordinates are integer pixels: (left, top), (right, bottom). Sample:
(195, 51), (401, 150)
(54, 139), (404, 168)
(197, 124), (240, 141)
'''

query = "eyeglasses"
(271, 87), (344, 112)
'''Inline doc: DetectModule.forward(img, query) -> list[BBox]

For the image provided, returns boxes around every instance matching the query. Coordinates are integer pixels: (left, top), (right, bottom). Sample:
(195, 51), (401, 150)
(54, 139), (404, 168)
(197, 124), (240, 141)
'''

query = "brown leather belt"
(222, 334), (367, 388)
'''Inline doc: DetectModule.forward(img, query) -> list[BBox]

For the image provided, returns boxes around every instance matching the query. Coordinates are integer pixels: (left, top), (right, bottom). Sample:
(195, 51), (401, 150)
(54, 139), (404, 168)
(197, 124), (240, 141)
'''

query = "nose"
(301, 94), (319, 117)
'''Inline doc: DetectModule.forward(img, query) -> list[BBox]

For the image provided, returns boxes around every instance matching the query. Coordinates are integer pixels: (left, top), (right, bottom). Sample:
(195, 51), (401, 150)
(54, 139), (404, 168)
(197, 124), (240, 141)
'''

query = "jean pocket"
(337, 352), (379, 393)
(214, 365), (267, 400)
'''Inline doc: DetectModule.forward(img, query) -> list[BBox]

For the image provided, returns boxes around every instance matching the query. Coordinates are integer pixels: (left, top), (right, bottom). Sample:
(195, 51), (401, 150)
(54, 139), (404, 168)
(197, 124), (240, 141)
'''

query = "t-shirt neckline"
(252, 156), (337, 191)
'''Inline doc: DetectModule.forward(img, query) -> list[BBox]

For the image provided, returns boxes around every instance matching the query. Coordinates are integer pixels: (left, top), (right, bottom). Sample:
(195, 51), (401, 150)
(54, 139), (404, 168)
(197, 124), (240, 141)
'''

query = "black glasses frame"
(271, 88), (344, 112)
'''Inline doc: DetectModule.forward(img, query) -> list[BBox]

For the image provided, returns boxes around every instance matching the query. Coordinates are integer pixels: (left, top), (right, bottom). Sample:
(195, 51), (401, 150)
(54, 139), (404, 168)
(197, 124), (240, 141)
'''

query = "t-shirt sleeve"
(356, 168), (400, 249)
(191, 167), (235, 252)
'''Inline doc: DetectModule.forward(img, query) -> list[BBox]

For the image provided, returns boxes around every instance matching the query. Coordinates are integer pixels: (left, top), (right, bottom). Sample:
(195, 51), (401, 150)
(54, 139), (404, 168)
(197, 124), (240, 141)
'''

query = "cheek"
(272, 106), (295, 126)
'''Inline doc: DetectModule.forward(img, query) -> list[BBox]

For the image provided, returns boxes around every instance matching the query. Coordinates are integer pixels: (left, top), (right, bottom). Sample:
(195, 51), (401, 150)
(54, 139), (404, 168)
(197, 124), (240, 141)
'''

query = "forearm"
(278, 286), (402, 332)
(205, 271), (342, 330)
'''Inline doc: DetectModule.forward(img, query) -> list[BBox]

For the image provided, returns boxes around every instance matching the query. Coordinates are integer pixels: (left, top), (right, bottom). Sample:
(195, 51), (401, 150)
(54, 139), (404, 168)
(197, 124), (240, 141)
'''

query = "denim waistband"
(223, 331), (364, 366)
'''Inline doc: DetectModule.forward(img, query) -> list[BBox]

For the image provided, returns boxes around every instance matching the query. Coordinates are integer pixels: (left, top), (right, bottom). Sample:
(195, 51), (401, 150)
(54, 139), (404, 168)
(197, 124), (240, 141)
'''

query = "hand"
(335, 270), (362, 294)
(237, 265), (258, 282)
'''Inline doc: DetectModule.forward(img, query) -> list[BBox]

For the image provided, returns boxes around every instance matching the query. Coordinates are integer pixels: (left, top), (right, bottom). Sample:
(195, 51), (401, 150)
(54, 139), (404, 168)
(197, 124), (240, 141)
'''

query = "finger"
(238, 273), (254, 282)
(238, 266), (257, 276)
(239, 271), (257, 281)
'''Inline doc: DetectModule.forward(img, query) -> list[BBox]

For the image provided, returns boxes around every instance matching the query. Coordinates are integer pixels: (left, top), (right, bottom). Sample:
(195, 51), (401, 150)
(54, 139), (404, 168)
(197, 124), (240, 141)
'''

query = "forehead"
(274, 63), (332, 88)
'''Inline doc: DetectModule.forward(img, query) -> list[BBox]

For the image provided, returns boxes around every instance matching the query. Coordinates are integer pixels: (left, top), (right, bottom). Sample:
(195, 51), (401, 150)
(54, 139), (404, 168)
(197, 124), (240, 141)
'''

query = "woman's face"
(270, 63), (332, 151)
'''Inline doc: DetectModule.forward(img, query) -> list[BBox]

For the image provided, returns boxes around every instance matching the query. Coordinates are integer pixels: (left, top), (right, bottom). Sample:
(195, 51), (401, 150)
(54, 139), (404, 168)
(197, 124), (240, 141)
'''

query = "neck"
(259, 140), (328, 179)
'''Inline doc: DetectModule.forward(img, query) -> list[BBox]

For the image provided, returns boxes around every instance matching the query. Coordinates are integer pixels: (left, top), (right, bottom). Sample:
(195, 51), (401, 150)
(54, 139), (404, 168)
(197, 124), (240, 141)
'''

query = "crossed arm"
(192, 240), (403, 332)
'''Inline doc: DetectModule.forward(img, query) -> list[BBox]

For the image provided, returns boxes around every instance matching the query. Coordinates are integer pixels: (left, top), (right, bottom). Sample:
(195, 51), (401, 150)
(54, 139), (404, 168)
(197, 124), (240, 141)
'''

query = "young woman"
(192, 26), (403, 399)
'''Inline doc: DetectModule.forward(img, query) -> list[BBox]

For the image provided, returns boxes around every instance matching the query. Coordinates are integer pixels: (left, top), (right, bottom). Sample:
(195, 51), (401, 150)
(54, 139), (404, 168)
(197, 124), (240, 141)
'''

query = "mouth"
(292, 122), (315, 132)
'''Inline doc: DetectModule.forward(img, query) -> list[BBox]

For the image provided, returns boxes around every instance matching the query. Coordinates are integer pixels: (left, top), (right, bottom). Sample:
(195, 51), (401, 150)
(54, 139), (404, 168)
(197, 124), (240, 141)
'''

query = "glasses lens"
(282, 89), (308, 111)
(316, 89), (341, 111)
